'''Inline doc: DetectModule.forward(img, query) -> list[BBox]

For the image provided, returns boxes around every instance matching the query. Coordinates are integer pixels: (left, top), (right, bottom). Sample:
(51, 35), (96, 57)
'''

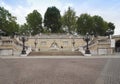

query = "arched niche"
(115, 40), (120, 52)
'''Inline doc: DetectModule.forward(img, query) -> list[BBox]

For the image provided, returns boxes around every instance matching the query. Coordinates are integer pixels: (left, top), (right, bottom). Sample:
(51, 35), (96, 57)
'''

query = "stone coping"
(0, 55), (120, 59)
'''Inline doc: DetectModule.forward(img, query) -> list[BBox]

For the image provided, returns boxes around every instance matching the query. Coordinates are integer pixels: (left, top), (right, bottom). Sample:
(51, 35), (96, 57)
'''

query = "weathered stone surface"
(1, 57), (120, 84)
(0, 58), (106, 84)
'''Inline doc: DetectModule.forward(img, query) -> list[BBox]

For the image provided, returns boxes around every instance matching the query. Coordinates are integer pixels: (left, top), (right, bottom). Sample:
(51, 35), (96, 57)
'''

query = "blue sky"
(0, 0), (120, 35)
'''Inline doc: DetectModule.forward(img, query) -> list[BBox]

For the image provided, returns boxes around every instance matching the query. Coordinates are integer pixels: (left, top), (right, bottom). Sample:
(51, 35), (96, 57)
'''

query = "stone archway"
(115, 40), (120, 52)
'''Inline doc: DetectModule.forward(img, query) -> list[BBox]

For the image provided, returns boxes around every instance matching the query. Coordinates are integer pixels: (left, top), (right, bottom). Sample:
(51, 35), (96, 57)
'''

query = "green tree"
(77, 13), (93, 35)
(108, 22), (115, 30)
(92, 15), (108, 36)
(0, 7), (19, 36)
(19, 23), (31, 35)
(26, 10), (43, 35)
(76, 13), (114, 36)
(44, 6), (62, 33)
(62, 7), (77, 34)
(107, 22), (115, 35)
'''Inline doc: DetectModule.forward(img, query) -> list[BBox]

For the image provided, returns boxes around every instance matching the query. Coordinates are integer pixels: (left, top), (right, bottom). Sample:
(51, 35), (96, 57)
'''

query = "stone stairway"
(28, 51), (84, 56)
(0, 37), (29, 56)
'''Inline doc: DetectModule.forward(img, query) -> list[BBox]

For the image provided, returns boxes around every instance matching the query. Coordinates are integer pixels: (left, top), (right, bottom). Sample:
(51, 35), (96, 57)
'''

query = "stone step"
(28, 51), (84, 56)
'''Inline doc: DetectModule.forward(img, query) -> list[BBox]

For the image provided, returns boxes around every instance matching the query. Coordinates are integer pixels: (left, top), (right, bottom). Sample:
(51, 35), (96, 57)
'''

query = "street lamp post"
(105, 29), (114, 54)
(19, 35), (28, 54)
(83, 32), (91, 54)
(34, 39), (38, 51)
(72, 36), (75, 47)
(72, 40), (75, 48)
(105, 29), (114, 39)
(71, 37), (75, 51)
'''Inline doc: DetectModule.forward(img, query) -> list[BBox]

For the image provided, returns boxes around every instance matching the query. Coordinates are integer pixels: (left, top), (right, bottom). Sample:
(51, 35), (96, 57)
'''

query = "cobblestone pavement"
(95, 58), (120, 84)
(0, 57), (120, 84)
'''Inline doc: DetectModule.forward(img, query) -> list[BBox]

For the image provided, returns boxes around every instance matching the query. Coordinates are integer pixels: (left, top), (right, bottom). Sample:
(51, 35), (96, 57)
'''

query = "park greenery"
(44, 6), (62, 33)
(62, 7), (77, 34)
(0, 7), (19, 36)
(0, 6), (115, 36)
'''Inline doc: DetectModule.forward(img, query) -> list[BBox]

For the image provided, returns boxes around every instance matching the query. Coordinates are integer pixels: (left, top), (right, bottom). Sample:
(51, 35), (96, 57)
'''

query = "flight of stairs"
(28, 51), (84, 56)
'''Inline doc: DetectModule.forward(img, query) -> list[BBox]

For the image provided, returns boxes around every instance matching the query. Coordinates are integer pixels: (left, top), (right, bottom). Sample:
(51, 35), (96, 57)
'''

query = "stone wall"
(26, 37), (85, 52)
(0, 35), (119, 56)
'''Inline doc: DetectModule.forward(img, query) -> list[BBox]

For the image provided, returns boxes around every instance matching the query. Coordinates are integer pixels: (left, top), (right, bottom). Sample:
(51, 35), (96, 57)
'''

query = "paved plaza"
(0, 56), (120, 84)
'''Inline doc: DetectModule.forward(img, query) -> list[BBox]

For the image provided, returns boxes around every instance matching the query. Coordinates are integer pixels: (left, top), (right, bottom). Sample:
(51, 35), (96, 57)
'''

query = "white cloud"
(12, 6), (30, 24)
(26, 0), (63, 16)
(0, 0), (72, 24)
(0, 0), (12, 11)
(0, 0), (76, 24)
(0, 1), (29, 24)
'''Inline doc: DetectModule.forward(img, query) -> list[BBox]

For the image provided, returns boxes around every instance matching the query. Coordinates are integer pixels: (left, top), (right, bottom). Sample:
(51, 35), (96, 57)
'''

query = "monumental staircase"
(28, 51), (84, 56)
(0, 36), (110, 56)
(0, 37), (24, 56)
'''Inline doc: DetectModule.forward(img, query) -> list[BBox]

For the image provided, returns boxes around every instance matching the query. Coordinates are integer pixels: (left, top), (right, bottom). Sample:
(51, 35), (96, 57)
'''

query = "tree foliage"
(108, 22), (115, 30)
(19, 23), (31, 35)
(44, 6), (62, 33)
(26, 10), (43, 35)
(92, 15), (108, 36)
(0, 6), (115, 36)
(62, 7), (77, 34)
(77, 13), (115, 36)
(77, 14), (93, 35)
(0, 7), (19, 36)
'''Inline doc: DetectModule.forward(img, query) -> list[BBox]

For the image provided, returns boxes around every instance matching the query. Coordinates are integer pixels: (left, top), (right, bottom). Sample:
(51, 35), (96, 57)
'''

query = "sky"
(0, 0), (120, 35)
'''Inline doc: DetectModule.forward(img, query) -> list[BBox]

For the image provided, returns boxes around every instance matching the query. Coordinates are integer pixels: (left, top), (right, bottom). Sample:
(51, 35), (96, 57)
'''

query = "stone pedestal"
(35, 48), (38, 52)
(72, 48), (75, 51)
(20, 54), (27, 57)
(84, 54), (91, 56)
